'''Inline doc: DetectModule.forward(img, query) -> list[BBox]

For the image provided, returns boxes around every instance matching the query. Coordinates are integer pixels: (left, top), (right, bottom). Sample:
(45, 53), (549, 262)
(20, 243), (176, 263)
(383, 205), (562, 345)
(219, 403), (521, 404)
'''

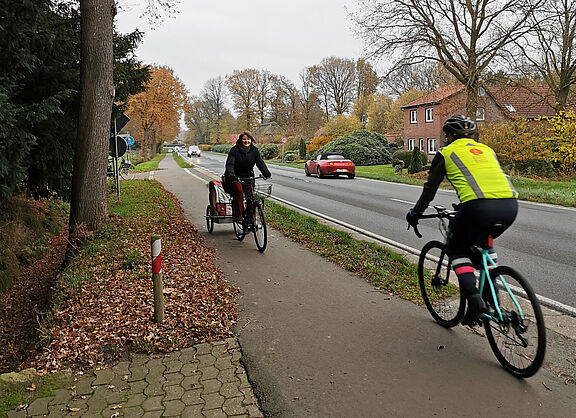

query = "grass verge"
(172, 152), (194, 168)
(133, 152), (166, 172)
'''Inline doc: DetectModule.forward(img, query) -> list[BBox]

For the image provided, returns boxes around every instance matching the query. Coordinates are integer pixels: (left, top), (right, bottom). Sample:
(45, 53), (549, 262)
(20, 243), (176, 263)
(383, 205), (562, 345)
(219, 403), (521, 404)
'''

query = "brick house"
(400, 85), (555, 160)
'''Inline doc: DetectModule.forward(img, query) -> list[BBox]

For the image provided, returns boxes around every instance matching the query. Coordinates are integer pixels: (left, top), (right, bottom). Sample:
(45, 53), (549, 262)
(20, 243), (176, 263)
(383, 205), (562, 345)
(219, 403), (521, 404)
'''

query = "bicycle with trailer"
(409, 205), (546, 378)
(205, 176), (272, 253)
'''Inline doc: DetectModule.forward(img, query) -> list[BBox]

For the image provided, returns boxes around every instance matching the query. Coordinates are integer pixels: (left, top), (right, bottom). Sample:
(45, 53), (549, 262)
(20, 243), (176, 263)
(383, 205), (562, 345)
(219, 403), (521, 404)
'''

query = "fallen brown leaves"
(9, 183), (238, 374)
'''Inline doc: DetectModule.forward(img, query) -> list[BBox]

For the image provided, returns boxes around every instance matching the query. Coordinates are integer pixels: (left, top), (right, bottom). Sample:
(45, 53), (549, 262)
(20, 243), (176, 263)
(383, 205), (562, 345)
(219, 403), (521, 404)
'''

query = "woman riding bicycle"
(224, 131), (271, 222)
(406, 115), (519, 326)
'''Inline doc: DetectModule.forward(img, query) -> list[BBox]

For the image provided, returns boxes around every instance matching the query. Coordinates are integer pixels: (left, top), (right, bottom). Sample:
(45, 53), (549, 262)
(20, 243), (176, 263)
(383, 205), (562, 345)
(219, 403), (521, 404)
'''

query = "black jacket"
(224, 138), (271, 181)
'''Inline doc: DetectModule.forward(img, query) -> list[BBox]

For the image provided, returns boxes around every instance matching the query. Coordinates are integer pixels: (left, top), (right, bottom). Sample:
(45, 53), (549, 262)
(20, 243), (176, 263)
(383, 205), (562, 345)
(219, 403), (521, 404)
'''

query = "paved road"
(188, 152), (576, 310)
(160, 154), (576, 417)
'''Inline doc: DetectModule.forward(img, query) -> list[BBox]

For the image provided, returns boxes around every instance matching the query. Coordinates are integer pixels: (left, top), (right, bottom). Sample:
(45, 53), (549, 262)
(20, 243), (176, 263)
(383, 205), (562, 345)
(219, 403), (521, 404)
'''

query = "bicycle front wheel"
(418, 240), (465, 327)
(484, 266), (546, 378)
(253, 204), (267, 252)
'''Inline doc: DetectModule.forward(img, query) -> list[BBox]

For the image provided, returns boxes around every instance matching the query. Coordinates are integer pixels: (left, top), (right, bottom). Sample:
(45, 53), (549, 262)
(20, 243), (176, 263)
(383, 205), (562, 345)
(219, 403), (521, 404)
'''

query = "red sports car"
(305, 152), (355, 179)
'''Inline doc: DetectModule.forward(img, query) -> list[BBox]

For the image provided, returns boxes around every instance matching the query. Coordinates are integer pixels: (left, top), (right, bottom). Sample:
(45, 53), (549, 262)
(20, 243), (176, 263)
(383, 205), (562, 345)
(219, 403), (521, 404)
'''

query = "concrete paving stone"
(112, 361), (131, 377)
(145, 367), (166, 383)
(201, 379), (222, 395)
(103, 388), (128, 404)
(146, 357), (165, 370)
(181, 375), (202, 390)
(180, 362), (200, 377)
(237, 372), (251, 389)
(202, 408), (227, 418)
(211, 346), (230, 359)
(130, 353), (150, 367)
(230, 349), (242, 363)
(93, 368), (115, 386)
(6, 410), (26, 418)
(49, 388), (73, 406)
(143, 382), (165, 397)
(194, 343), (212, 356)
(220, 381), (242, 399)
(108, 375), (131, 392)
(217, 368), (239, 384)
(67, 398), (88, 411)
(128, 365), (149, 382)
(84, 395), (108, 416)
(222, 396), (247, 416)
(141, 395), (164, 412)
(225, 337), (239, 349)
(240, 387), (258, 406)
(214, 356), (233, 371)
(182, 404), (204, 416)
(128, 379), (148, 394)
(179, 347), (198, 363)
(197, 354), (216, 368)
(181, 388), (204, 406)
(74, 375), (95, 396)
(163, 371), (184, 387)
(121, 405), (144, 417)
(162, 399), (186, 416)
(202, 392), (224, 410)
(46, 404), (67, 417)
(163, 384), (185, 401)
(245, 404), (264, 418)
(164, 360), (184, 374)
(141, 411), (163, 418)
(27, 396), (51, 416)
(199, 366), (219, 381)
(124, 392), (146, 408)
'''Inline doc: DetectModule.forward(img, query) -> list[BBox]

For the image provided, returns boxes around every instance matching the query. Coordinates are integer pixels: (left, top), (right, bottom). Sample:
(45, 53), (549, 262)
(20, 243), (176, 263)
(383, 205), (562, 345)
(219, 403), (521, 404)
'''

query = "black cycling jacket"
(224, 139), (271, 181)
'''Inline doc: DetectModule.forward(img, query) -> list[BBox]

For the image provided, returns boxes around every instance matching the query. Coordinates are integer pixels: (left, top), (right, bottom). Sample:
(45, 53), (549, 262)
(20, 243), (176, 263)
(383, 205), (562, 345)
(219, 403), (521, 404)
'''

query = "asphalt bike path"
(155, 154), (576, 417)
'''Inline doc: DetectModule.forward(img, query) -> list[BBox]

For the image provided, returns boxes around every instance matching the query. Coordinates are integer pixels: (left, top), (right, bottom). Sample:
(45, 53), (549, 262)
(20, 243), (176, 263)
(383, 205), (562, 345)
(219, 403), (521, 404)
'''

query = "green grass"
(133, 153), (166, 172)
(172, 152), (194, 168)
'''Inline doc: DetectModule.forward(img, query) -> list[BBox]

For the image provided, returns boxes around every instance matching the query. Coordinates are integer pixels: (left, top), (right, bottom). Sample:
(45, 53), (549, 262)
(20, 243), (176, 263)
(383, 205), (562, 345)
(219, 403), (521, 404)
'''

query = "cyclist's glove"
(406, 209), (421, 228)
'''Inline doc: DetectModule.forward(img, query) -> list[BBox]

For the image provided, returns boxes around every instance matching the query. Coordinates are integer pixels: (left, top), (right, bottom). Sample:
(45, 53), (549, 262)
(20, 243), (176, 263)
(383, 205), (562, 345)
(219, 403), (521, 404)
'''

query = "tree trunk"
(68, 0), (115, 238)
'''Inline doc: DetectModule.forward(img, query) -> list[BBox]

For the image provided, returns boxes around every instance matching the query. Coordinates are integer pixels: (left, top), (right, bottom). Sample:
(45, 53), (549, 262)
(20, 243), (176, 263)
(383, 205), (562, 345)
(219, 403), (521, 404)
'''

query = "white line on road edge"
(184, 168), (208, 183)
(270, 194), (576, 318)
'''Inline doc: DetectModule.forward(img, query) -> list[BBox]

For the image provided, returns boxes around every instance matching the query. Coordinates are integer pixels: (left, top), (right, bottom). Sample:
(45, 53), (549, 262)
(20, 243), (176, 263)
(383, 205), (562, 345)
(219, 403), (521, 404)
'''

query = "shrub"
(408, 148), (424, 174)
(283, 151), (298, 162)
(260, 143), (279, 160)
(198, 144), (212, 151)
(212, 144), (233, 154)
(307, 136), (333, 154)
(315, 129), (393, 166)
(299, 138), (307, 159)
(392, 150), (413, 167)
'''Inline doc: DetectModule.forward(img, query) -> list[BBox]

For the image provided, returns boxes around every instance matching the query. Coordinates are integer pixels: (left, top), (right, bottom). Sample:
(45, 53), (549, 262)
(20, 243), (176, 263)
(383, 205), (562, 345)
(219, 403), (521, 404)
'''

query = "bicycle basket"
(254, 183), (272, 198)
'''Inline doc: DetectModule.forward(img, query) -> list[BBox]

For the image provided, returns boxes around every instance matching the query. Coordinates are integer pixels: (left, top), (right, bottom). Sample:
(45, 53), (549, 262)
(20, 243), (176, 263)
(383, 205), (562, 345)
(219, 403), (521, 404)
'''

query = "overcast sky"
(115, 0), (365, 98)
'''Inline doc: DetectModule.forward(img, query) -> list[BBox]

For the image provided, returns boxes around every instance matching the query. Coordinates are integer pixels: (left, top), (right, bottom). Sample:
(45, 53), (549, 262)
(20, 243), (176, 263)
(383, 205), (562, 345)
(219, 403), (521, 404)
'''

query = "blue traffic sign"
(126, 136), (135, 146)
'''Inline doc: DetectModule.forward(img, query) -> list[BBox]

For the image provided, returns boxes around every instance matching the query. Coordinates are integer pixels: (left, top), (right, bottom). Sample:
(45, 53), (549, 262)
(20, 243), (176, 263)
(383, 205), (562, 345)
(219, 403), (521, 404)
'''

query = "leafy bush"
(408, 148), (424, 174)
(299, 138), (307, 159)
(316, 130), (393, 166)
(283, 151), (298, 162)
(198, 144), (212, 151)
(260, 143), (279, 160)
(392, 150), (413, 167)
(213, 144), (233, 154)
(307, 136), (333, 154)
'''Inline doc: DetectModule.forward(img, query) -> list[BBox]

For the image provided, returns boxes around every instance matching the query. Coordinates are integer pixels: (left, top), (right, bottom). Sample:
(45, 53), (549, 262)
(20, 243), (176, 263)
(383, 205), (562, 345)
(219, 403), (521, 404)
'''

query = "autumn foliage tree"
(126, 65), (187, 159)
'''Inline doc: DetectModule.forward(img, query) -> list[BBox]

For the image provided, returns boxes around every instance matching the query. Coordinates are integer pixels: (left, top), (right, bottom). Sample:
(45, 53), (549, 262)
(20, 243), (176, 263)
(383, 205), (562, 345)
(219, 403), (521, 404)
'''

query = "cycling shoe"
(462, 294), (488, 327)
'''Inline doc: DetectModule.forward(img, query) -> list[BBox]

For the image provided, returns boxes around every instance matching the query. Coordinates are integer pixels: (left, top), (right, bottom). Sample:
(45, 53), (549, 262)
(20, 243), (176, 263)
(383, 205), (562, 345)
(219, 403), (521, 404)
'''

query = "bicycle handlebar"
(408, 205), (456, 239)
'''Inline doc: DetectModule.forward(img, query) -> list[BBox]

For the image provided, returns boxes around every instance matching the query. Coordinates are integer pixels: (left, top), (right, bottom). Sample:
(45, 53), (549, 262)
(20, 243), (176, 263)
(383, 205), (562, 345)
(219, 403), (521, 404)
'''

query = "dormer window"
(478, 86), (486, 96)
(505, 104), (516, 113)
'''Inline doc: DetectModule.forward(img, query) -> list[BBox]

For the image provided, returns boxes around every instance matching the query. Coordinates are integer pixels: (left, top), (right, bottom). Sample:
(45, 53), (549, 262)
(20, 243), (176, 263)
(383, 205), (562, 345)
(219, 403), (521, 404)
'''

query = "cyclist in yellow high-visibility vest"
(406, 115), (518, 326)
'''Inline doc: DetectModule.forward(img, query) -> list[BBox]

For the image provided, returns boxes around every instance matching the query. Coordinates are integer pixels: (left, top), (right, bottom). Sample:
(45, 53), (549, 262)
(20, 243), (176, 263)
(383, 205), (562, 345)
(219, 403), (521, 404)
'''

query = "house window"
(408, 138), (415, 150)
(478, 86), (486, 96)
(427, 138), (436, 154)
(425, 108), (434, 122)
(476, 107), (485, 121)
(419, 138), (424, 151)
(504, 104), (516, 113)
(410, 110), (417, 124)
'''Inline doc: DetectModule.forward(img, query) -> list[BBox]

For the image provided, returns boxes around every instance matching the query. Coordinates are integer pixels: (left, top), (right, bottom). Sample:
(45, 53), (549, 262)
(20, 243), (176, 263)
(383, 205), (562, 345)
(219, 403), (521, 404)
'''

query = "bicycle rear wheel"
(252, 204), (267, 252)
(418, 240), (465, 327)
(484, 266), (546, 378)
(205, 205), (214, 233)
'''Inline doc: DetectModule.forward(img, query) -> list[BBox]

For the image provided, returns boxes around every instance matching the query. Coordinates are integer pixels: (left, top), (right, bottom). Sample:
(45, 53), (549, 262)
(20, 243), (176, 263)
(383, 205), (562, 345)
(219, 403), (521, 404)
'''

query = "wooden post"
(151, 234), (164, 323)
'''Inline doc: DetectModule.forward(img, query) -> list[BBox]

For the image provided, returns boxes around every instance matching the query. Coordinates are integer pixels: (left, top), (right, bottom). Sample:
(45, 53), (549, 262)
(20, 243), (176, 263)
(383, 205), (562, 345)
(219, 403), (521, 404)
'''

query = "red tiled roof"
(487, 85), (555, 118)
(401, 85), (463, 109)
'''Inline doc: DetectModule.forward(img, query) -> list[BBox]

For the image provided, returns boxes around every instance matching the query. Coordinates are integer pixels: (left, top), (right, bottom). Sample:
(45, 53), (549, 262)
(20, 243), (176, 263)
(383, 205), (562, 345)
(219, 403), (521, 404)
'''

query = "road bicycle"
(232, 176), (272, 253)
(410, 205), (546, 378)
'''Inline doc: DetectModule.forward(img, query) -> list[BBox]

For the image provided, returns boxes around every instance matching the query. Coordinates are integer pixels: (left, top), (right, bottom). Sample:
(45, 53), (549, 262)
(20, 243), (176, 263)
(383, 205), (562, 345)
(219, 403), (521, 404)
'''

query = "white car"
(187, 145), (201, 157)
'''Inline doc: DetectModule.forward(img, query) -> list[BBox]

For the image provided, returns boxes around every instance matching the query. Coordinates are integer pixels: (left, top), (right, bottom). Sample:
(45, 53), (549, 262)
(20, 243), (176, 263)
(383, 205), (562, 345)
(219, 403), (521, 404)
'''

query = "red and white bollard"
(151, 234), (164, 323)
